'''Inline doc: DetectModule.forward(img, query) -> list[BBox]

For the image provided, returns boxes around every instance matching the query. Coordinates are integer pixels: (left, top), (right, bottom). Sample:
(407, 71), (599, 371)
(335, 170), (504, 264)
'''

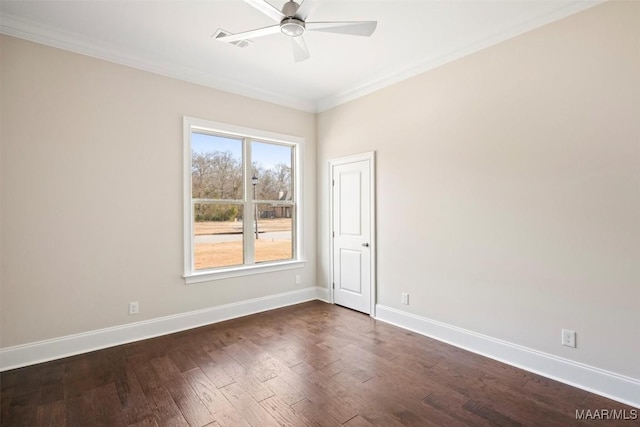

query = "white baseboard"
(4, 293), (637, 409)
(375, 304), (640, 409)
(0, 286), (324, 372)
(315, 285), (331, 303)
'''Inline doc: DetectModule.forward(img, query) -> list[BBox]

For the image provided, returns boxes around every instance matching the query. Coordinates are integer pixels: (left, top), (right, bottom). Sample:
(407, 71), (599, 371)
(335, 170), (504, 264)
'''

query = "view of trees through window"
(191, 132), (294, 270)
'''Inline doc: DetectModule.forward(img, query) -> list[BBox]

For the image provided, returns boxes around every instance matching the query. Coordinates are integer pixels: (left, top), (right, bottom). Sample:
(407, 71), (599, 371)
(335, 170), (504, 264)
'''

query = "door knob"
(362, 242), (369, 247)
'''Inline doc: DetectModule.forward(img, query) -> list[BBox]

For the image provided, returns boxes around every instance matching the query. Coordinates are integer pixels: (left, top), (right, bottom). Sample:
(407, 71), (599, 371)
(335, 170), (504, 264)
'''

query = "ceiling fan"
(216, 0), (377, 62)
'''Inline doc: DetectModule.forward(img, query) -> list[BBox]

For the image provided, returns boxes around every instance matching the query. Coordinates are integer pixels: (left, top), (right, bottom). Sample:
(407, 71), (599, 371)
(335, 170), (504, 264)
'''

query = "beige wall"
(0, 35), (316, 347)
(1, 0), (638, 382)
(318, 1), (639, 378)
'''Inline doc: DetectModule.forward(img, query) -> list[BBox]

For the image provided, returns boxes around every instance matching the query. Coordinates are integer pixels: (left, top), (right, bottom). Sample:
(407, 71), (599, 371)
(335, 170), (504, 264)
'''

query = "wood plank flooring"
(0, 301), (635, 426)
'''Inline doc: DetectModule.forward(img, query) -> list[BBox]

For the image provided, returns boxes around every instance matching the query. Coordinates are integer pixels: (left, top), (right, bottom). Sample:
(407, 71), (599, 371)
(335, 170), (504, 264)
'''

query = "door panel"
(339, 249), (362, 294)
(332, 158), (371, 314)
(339, 172), (362, 235)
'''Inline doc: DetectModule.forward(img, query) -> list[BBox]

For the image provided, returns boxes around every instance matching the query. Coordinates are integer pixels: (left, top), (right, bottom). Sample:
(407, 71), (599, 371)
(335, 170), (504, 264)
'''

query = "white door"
(331, 153), (374, 314)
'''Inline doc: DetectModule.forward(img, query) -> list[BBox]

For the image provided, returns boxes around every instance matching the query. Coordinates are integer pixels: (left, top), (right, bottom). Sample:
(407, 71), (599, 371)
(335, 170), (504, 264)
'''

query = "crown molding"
(315, 0), (603, 112)
(2, 1), (602, 114)
(0, 13), (317, 113)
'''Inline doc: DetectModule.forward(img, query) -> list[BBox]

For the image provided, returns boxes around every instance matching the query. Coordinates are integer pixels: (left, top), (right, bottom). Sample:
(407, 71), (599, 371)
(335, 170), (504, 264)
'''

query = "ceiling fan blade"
(216, 25), (281, 43)
(243, 0), (285, 22)
(294, 0), (315, 20)
(291, 36), (310, 62)
(306, 21), (377, 37)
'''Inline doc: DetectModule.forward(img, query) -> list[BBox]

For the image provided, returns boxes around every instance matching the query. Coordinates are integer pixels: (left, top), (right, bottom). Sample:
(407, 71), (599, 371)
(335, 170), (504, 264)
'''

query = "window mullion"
(193, 198), (243, 204)
(244, 137), (255, 265)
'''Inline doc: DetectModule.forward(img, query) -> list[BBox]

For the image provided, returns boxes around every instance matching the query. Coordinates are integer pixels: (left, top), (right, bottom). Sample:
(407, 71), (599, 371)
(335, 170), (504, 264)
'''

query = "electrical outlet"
(562, 329), (576, 348)
(129, 301), (139, 315)
(295, 275), (301, 285)
(401, 293), (409, 305)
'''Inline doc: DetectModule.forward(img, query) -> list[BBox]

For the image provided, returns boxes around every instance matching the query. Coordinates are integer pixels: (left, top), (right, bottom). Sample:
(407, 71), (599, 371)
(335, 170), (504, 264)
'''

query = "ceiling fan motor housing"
(282, 1), (300, 17)
(280, 1), (304, 37)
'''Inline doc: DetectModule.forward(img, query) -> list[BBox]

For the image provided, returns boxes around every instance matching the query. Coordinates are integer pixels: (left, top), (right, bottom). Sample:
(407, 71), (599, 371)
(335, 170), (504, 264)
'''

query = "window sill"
(184, 260), (306, 284)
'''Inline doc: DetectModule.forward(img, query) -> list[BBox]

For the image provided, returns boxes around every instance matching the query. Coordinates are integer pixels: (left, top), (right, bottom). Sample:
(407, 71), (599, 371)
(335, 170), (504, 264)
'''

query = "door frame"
(329, 151), (376, 317)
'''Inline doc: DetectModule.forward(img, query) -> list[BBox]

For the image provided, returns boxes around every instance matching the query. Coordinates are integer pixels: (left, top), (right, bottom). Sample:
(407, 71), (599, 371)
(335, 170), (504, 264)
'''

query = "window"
(183, 117), (304, 283)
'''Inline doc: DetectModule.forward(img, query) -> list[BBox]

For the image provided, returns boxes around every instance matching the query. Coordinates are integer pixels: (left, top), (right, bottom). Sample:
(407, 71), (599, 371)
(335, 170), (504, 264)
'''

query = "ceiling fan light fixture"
(280, 18), (305, 37)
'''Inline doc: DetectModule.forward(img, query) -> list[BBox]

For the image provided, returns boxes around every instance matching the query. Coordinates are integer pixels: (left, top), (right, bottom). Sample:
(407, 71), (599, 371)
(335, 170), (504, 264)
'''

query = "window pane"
(192, 133), (243, 200)
(194, 203), (243, 269)
(251, 141), (292, 201)
(254, 203), (293, 263)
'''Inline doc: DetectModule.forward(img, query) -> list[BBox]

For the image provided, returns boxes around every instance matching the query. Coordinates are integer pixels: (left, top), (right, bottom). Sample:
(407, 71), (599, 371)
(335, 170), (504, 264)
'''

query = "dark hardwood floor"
(0, 301), (635, 426)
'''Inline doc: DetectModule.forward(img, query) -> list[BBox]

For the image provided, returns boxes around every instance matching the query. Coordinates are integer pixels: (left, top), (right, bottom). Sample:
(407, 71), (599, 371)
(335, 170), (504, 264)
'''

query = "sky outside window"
(192, 133), (291, 169)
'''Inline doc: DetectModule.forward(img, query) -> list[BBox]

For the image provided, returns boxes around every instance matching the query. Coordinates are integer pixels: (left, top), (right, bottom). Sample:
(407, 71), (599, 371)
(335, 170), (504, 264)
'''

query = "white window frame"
(183, 117), (305, 284)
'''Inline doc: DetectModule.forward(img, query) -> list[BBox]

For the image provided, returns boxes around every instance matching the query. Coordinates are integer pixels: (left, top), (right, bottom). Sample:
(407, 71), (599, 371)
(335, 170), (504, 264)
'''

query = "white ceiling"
(1, 0), (600, 112)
